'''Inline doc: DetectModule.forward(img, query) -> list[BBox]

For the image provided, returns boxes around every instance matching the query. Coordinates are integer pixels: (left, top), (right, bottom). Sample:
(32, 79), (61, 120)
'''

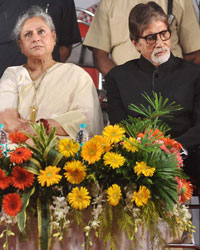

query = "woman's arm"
(0, 109), (29, 133)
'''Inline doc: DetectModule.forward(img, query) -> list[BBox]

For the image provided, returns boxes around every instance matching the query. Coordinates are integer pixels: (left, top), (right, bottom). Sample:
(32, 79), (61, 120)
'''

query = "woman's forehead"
(21, 16), (49, 31)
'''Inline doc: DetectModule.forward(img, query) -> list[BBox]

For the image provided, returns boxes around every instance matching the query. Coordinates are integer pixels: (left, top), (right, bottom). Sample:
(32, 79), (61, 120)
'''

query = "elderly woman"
(105, 1), (200, 166)
(0, 6), (103, 139)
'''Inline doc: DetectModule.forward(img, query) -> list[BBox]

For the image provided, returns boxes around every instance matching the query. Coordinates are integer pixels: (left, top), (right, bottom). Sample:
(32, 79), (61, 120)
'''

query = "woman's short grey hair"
(13, 6), (55, 41)
(129, 1), (169, 42)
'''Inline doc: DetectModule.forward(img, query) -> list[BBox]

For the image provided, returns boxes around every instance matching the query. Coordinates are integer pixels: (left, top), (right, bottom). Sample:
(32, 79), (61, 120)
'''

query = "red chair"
(82, 66), (99, 89)
(68, 7), (109, 126)
(75, 8), (103, 90)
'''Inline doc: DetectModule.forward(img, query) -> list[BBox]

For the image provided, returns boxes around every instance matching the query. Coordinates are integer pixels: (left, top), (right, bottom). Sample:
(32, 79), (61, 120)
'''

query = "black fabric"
(105, 54), (200, 185)
(184, 146), (200, 188)
(105, 54), (200, 151)
(167, 0), (173, 15)
(0, 0), (81, 77)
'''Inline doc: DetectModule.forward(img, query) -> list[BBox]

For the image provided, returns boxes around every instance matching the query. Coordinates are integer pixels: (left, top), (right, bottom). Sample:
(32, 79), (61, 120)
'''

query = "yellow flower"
(68, 187), (91, 210)
(103, 152), (125, 169)
(132, 186), (151, 207)
(107, 184), (122, 206)
(102, 125), (125, 144)
(91, 135), (112, 152)
(38, 166), (62, 187)
(123, 137), (139, 153)
(134, 161), (155, 177)
(81, 140), (103, 164)
(58, 138), (80, 157)
(64, 160), (86, 184)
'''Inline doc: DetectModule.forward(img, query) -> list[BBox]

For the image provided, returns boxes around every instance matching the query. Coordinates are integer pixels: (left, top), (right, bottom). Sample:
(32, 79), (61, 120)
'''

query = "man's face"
(133, 20), (171, 66)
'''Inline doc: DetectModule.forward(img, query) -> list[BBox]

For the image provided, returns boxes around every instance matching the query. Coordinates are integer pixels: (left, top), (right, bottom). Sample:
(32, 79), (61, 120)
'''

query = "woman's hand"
(0, 109), (29, 133)
(48, 119), (68, 136)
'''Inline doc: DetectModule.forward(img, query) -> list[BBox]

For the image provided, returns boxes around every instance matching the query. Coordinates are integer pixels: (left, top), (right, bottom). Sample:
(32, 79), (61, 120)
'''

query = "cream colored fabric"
(0, 63), (104, 139)
(84, 0), (200, 65)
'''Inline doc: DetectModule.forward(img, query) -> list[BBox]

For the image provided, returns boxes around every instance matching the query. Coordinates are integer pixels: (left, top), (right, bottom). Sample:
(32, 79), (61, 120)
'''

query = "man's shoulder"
(173, 56), (200, 73)
(107, 59), (139, 76)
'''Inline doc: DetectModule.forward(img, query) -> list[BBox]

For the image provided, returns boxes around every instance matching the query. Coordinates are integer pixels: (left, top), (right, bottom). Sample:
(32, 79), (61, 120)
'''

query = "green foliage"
(17, 187), (35, 233)
(129, 92), (182, 120)
(0, 94), (193, 250)
(121, 92), (183, 137)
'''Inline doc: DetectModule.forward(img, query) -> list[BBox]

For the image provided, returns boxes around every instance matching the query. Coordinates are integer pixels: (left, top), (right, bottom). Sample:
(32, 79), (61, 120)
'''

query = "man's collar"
(138, 53), (178, 73)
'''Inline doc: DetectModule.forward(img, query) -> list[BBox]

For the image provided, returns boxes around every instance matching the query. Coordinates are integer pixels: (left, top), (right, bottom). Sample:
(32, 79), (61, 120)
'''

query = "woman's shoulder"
(54, 62), (87, 72)
(1, 65), (28, 82)
(1, 65), (25, 75)
(52, 63), (94, 86)
(54, 62), (93, 78)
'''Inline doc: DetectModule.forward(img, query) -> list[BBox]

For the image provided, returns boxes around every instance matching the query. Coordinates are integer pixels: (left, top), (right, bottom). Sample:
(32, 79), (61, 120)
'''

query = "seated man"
(84, 0), (200, 75)
(105, 1), (200, 185)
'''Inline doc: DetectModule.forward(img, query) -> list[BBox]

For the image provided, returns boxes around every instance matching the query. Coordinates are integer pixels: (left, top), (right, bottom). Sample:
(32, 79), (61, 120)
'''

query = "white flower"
(84, 226), (91, 232)
(0, 211), (17, 225)
(91, 220), (100, 229)
(92, 205), (103, 218)
(92, 194), (106, 205)
(7, 143), (18, 151)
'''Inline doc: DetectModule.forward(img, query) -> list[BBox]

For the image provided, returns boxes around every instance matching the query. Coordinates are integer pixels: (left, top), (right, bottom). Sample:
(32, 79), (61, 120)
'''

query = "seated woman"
(105, 1), (200, 169)
(0, 6), (104, 139)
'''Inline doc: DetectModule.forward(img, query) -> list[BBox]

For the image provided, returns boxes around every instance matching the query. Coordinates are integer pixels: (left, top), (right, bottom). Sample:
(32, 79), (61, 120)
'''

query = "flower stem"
(4, 224), (9, 250)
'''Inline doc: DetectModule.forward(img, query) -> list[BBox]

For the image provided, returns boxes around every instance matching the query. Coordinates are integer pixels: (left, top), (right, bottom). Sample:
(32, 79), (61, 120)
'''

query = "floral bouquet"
(0, 93), (194, 250)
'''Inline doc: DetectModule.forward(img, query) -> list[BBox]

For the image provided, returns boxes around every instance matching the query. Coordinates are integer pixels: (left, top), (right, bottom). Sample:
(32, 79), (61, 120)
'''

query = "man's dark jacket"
(105, 54), (200, 184)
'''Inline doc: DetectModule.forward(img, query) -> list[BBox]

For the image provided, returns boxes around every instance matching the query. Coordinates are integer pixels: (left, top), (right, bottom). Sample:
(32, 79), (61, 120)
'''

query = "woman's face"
(18, 16), (56, 59)
(132, 20), (171, 66)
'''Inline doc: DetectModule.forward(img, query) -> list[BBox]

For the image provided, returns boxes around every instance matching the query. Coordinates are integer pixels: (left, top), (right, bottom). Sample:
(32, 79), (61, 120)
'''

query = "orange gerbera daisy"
(10, 147), (32, 164)
(2, 193), (22, 216)
(138, 129), (164, 140)
(0, 169), (10, 190)
(81, 140), (103, 164)
(102, 125), (125, 144)
(8, 131), (28, 144)
(91, 135), (111, 153)
(162, 138), (182, 151)
(0, 149), (3, 158)
(176, 177), (193, 203)
(11, 166), (34, 190)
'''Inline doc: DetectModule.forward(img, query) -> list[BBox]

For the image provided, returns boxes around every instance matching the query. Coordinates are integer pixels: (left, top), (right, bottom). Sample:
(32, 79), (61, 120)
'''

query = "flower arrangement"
(0, 93), (195, 250)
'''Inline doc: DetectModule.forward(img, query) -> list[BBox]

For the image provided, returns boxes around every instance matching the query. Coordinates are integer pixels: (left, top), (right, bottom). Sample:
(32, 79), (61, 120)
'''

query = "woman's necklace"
(26, 62), (55, 122)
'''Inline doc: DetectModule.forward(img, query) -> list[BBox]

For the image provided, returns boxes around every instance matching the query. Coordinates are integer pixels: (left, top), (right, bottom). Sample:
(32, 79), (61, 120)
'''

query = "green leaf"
(47, 127), (56, 145)
(44, 148), (64, 166)
(26, 158), (42, 173)
(17, 187), (35, 233)
(141, 92), (182, 119)
(37, 195), (52, 250)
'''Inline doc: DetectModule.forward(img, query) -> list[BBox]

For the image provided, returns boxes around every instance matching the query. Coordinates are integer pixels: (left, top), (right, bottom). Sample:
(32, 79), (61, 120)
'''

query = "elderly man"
(84, 0), (200, 75)
(105, 1), (200, 189)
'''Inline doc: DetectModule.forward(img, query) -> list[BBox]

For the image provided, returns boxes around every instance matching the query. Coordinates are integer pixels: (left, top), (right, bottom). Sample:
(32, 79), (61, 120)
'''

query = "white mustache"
(151, 46), (170, 65)
(153, 47), (169, 56)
